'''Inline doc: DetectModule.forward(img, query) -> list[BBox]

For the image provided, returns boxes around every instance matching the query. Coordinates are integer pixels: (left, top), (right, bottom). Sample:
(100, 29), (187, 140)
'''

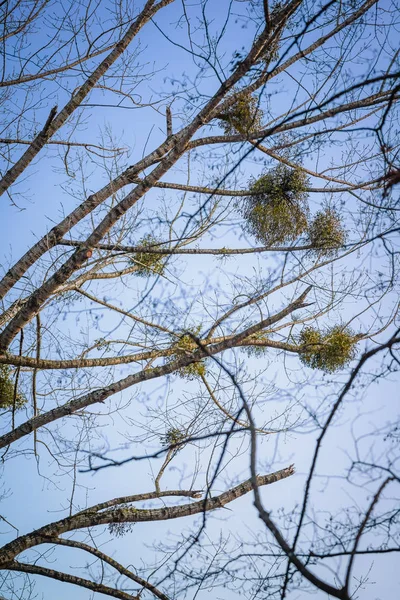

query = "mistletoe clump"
(160, 427), (186, 448)
(298, 326), (357, 373)
(108, 506), (136, 538)
(170, 328), (207, 380)
(260, 42), (279, 64)
(0, 364), (26, 410)
(108, 522), (135, 537)
(217, 91), (263, 136)
(242, 331), (270, 357)
(256, 30), (280, 65)
(242, 164), (309, 245)
(178, 361), (207, 380)
(307, 208), (347, 255)
(131, 235), (165, 277)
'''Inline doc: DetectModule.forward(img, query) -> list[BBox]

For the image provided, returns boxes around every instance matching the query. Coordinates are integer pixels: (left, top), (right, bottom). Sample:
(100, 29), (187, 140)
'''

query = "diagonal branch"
(7, 561), (139, 600)
(0, 0), (174, 197)
(0, 287), (311, 449)
(0, 467), (294, 566)
(47, 538), (170, 600)
(0, 12), (305, 350)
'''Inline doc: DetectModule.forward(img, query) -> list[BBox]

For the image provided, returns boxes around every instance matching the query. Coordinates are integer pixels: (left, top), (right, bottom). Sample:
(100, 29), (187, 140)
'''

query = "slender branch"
(344, 477), (394, 593)
(77, 489), (203, 515)
(59, 239), (314, 254)
(0, 138), (125, 154)
(166, 105), (172, 137)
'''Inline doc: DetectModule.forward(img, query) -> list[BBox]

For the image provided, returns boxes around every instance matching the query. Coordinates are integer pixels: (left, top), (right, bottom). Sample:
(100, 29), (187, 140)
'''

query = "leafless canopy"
(0, 1), (399, 600)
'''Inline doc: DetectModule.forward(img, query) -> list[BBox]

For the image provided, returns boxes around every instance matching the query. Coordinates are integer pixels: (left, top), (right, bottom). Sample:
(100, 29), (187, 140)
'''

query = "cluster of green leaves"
(307, 207), (347, 255)
(170, 328), (207, 380)
(177, 361), (207, 379)
(217, 91), (263, 136)
(130, 235), (165, 277)
(160, 427), (186, 448)
(108, 506), (136, 538)
(260, 42), (279, 64)
(0, 364), (26, 410)
(242, 164), (309, 245)
(241, 165), (347, 252)
(242, 331), (270, 357)
(298, 326), (357, 373)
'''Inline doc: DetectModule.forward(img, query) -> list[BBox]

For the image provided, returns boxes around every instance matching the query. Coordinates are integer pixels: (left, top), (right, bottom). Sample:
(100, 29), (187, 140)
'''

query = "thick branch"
(0, 287), (311, 449)
(48, 538), (171, 600)
(0, 0), (174, 197)
(0, 15), (302, 349)
(0, 467), (294, 565)
(191, 91), (395, 149)
(7, 562), (139, 600)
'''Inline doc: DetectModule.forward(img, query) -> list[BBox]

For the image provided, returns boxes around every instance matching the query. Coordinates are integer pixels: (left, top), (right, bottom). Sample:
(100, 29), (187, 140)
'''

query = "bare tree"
(0, 1), (399, 599)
